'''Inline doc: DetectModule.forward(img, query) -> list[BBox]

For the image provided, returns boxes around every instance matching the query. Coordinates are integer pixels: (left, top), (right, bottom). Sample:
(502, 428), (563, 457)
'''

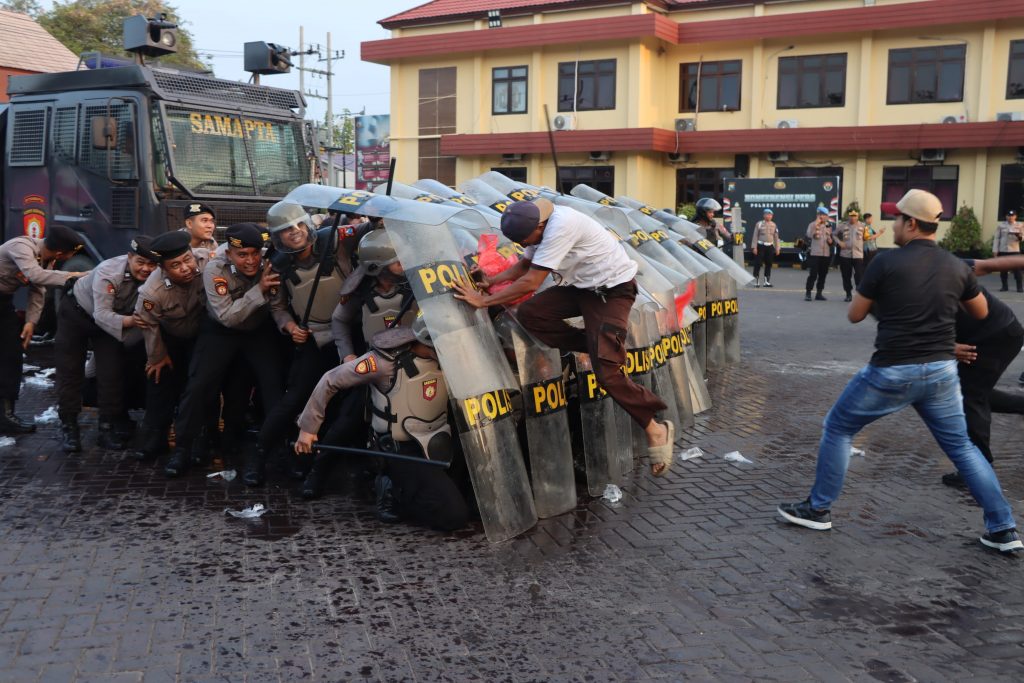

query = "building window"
(1008, 40), (1024, 99)
(419, 67), (457, 136)
(491, 166), (527, 183)
(777, 53), (846, 109)
(418, 138), (455, 187)
(557, 165), (613, 196)
(679, 60), (741, 113)
(675, 168), (733, 210)
(557, 59), (616, 112)
(881, 166), (958, 220)
(492, 66), (527, 115)
(887, 45), (965, 105)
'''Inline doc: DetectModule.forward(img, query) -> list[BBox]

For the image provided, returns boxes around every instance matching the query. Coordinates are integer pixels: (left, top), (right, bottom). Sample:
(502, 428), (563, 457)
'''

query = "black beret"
(128, 235), (157, 261)
(149, 231), (192, 262)
(185, 203), (216, 219)
(226, 222), (266, 250)
(44, 225), (84, 252)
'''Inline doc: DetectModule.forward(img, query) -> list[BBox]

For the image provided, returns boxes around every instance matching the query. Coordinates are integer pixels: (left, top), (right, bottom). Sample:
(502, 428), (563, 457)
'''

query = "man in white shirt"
(452, 198), (675, 476)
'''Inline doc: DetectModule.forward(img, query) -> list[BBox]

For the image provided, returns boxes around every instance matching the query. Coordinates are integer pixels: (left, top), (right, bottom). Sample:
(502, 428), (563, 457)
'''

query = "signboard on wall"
(354, 115), (391, 190)
(722, 176), (840, 245)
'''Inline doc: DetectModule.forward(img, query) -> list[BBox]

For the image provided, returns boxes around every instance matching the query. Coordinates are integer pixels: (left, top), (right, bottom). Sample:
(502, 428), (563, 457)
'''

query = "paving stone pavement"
(1, 266), (1022, 683)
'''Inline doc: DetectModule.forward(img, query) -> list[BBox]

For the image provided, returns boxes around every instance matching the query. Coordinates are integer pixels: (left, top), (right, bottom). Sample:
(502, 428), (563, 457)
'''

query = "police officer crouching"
(55, 236), (158, 452)
(295, 319), (469, 532)
(164, 223), (285, 477)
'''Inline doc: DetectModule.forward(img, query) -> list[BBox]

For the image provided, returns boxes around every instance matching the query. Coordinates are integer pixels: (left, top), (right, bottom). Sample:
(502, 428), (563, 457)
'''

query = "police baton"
(299, 212), (341, 329)
(294, 442), (450, 468)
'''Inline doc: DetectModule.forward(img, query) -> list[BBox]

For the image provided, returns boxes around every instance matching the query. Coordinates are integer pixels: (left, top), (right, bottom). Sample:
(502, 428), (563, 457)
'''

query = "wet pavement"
(1, 266), (1023, 682)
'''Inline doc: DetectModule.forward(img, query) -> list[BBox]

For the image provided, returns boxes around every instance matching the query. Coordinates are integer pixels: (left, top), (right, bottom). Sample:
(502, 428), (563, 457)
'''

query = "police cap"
(371, 327), (416, 351)
(128, 235), (157, 261)
(148, 231), (192, 262)
(226, 222), (266, 250)
(185, 203), (216, 220)
(44, 225), (84, 253)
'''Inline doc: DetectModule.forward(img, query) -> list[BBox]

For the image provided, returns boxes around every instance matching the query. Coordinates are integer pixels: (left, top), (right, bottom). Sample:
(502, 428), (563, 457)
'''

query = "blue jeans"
(809, 360), (1016, 534)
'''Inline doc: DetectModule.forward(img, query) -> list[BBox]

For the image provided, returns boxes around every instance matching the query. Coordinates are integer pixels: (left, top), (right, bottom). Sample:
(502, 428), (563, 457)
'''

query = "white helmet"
(267, 200), (315, 254)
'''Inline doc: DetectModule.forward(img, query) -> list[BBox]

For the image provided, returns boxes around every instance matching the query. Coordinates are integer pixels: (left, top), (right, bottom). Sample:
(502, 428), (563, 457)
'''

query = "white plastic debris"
(207, 470), (237, 482)
(851, 447), (866, 457)
(0, 437), (15, 448)
(723, 451), (753, 464)
(224, 503), (267, 519)
(34, 406), (59, 424)
(602, 484), (623, 504)
(23, 364), (39, 372)
(36, 368), (56, 379)
(679, 447), (704, 461)
(23, 376), (54, 389)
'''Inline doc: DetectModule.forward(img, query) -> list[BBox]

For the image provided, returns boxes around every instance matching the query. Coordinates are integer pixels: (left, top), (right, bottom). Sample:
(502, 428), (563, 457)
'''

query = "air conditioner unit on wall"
(552, 114), (576, 131)
(775, 119), (799, 129)
(502, 153), (523, 162)
(675, 118), (696, 132)
(940, 114), (967, 124)
(920, 148), (946, 163)
(767, 151), (789, 162)
(589, 151), (611, 161)
(666, 152), (690, 163)
(998, 112), (1024, 122)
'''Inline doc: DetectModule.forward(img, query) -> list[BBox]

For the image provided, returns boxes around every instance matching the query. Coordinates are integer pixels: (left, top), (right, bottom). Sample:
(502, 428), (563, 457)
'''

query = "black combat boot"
(242, 449), (265, 487)
(96, 422), (127, 450)
(60, 419), (81, 453)
(0, 399), (36, 435)
(189, 433), (209, 467)
(301, 454), (335, 500)
(163, 445), (190, 478)
(133, 428), (167, 462)
(374, 474), (401, 523)
(114, 415), (137, 441)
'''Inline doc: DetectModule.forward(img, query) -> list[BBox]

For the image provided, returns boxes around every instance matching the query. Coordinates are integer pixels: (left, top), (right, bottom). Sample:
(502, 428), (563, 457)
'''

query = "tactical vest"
(370, 354), (448, 442)
(362, 288), (417, 341)
(286, 262), (344, 326)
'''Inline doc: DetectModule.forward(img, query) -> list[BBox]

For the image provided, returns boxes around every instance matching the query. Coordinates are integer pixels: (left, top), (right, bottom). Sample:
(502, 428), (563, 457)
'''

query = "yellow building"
(363, 0), (1024, 243)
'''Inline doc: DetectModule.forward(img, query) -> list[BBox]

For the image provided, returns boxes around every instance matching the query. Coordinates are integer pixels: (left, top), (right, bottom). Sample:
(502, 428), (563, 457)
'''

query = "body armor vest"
(362, 288), (417, 341)
(370, 354), (448, 442)
(286, 262), (344, 326)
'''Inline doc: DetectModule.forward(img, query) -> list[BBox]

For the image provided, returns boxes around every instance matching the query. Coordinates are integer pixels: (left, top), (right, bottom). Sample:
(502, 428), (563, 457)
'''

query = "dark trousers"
(174, 318), (284, 447)
(805, 256), (830, 294)
(387, 438), (469, 532)
(996, 252), (1023, 290)
(839, 257), (865, 296)
(752, 246), (775, 280)
(259, 340), (338, 450)
(0, 297), (22, 401)
(141, 332), (196, 435)
(863, 249), (878, 268)
(55, 300), (140, 422)
(516, 279), (667, 427)
(958, 330), (1024, 463)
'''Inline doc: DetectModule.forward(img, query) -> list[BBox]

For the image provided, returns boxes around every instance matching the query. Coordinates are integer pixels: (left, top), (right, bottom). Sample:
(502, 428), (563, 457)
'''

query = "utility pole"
(294, 31), (344, 185)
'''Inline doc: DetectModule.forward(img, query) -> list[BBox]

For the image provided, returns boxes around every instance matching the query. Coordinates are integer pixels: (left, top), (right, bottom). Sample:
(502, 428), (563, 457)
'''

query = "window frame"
(557, 165), (614, 196)
(777, 53), (848, 109)
(886, 44), (966, 105)
(492, 65), (528, 115)
(679, 59), (743, 113)
(557, 59), (617, 112)
(1008, 39), (1024, 100)
(880, 165), (959, 221)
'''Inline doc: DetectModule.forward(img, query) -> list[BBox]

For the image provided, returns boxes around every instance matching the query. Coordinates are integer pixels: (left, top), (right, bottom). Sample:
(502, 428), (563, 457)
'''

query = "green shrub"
(939, 204), (991, 257)
(677, 203), (697, 220)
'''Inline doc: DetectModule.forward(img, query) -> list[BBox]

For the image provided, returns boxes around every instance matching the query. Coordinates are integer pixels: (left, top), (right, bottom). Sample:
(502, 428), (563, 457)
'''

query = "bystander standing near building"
(862, 213), (884, 267)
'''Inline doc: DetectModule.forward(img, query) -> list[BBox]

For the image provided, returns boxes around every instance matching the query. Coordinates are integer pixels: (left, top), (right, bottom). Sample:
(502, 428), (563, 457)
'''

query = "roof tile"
(0, 9), (80, 73)
(380, 0), (720, 28)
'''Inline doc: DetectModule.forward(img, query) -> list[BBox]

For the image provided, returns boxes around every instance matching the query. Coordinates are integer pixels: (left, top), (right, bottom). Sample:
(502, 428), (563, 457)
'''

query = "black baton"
(293, 442), (450, 468)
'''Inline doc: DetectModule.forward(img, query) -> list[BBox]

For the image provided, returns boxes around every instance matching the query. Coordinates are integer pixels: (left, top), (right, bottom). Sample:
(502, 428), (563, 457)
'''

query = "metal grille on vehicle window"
(9, 108), (48, 166)
(52, 107), (78, 161)
(151, 70), (303, 113)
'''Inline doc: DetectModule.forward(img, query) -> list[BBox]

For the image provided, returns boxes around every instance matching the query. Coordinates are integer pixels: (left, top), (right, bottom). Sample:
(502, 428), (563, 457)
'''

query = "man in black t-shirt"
(778, 189), (1022, 554)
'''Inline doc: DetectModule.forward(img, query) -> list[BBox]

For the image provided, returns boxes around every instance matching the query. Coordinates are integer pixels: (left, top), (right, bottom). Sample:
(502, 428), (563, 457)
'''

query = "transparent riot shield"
(413, 179), (503, 218)
(624, 301), (660, 459)
(723, 277), (740, 364)
(476, 172), (559, 202)
(571, 350), (626, 494)
(494, 313), (577, 518)
(459, 178), (518, 214)
(706, 268), (727, 371)
(639, 298), (682, 441)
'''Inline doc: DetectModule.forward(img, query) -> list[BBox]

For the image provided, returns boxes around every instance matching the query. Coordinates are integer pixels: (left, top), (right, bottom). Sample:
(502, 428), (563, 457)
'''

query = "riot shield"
(723, 276), (740, 364)
(494, 313), (576, 518)
(571, 350), (626, 494)
(338, 199), (536, 543)
(413, 179), (502, 217)
(706, 268), (727, 371)
(476, 171), (559, 201)
(459, 178), (518, 214)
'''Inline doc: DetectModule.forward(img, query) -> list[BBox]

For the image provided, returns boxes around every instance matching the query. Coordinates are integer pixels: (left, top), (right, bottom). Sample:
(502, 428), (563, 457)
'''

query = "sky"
(40, 0), (420, 123)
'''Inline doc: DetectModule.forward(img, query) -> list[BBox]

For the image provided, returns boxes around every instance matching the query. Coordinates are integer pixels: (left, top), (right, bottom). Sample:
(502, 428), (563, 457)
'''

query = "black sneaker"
(764, 280), (772, 288)
(804, 292), (812, 302)
(980, 529), (1023, 553)
(815, 293), (827, 301)
(941, 471), (966, 488)
(777, 499), (832, 530)
(843, 294), (853, 302)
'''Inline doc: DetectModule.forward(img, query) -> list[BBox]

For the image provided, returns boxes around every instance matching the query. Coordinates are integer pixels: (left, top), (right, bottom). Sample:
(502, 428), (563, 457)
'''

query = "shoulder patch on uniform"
(106, 282), (116, 295)
(422, 378), (438, 401)
(354, 356), (378, 375)
(142, 299), (155, 311)
(212, 276), (228, 296)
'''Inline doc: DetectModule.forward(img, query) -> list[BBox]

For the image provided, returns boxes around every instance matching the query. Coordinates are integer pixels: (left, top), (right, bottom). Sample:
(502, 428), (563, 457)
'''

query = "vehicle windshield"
(161, 105), (308, 197)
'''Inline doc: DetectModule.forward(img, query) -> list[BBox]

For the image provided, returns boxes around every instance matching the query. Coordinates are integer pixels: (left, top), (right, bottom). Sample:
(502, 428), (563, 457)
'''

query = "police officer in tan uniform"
(181, 203), (218, 251)
(133, 231), (211, 460)
(993, 209), (1023, 292)
(804, 207), (834, 301)
(0, 225), (86, 434)
(836, 209), (866, 302)
(55, 236), (158, 452)
(295, 321), (469, 531)
(164, 223), (285, 478)
(750, 208), (780, 288)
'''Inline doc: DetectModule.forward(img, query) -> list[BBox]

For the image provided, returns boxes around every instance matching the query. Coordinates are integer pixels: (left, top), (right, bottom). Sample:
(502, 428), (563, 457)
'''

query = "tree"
(39, 0), (208, 71)
(1, 0), (43, 17)
(321, 108), (355, 154)
(939, 204), (991, 258)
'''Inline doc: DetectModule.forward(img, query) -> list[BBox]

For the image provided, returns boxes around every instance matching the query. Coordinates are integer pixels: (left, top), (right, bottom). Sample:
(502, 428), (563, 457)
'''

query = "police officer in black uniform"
(164, 224), (285, 477)
(55, 236), (158, 451)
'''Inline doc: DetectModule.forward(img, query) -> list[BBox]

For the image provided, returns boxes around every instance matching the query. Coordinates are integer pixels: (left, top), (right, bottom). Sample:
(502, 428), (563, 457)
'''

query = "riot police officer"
(164, 223), (285, 477)
(133, 231), (211, 459)
(294, 320), (469, 532)
(255, 201), (364, 485)
(55, 236), (158, 451)
(694, 197), (731, 245)
(0, 225), (86, 434)
(181, 203), (218, 251)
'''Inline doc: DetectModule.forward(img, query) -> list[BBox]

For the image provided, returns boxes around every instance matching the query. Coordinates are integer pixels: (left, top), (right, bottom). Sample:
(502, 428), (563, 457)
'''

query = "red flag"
(674, 280), (697, 327)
